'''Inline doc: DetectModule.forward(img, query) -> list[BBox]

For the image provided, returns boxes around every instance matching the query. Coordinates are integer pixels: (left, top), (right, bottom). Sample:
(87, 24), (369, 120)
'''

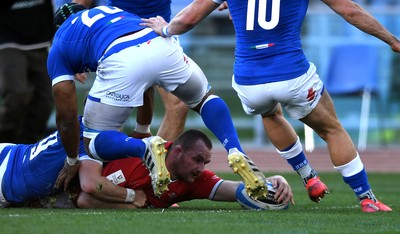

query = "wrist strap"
(66, 156), (79, 165)
(161, 26), (170, 37)
(134, 122), (151, 134)
(125, 188), (136, 203)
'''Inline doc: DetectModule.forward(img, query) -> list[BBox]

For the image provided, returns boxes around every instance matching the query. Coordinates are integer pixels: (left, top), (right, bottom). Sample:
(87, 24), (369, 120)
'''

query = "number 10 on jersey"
(246, 0), (280, 30)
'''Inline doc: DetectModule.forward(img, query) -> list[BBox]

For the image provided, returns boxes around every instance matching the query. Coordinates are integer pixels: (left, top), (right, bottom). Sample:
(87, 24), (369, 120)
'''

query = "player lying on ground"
(0, 117), (293, 210)
(50, 3), (267, 200)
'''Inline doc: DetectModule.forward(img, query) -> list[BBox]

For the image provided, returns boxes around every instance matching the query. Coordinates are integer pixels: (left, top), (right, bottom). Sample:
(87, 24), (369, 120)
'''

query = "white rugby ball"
(258, 181), (289, 210)
(237, 181), (289, 210)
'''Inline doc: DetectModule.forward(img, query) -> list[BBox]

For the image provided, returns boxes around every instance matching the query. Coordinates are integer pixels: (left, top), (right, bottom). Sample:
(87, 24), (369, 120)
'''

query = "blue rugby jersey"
(108, 0), (172, 21)
(0, 117), (87, 203)
(47, 6), (148, 84)
(227, 0), (311, 85)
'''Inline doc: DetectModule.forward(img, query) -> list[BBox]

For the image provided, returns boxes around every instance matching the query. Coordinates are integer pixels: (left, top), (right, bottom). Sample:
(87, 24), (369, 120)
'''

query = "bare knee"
(165, 98), (188, 113)
(160, 91), (189, 117)
(313, 119), (345, 141)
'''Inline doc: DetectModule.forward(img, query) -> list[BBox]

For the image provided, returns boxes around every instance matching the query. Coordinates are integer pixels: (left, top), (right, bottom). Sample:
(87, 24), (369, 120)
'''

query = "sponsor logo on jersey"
(106, 169), (126, 185)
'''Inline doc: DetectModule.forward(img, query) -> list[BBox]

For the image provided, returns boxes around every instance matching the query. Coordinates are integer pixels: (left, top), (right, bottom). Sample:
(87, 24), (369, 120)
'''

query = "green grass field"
(1, 172), (399, 234)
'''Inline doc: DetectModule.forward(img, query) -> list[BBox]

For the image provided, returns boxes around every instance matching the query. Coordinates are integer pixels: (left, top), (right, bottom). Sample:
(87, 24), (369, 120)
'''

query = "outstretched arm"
(212, 175), (294, 205)
(77, 192), (144, 209)
(322, 0), (400, 52)
(212, 180), (239, 202)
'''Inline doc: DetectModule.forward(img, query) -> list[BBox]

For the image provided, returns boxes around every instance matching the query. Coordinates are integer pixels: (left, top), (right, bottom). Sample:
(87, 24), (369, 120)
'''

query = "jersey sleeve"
(186, 170), (224, 200)
(47, 43), (75, 86)
(79, 155), (103, 166)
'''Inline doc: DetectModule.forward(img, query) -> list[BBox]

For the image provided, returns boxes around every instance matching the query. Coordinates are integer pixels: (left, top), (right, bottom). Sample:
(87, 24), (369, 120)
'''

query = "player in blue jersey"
(73, 0), (189, 142)
(49, 3), (267, 200)
(0, 116), (293, 209)
(74, 0), (173, 21)
(0, 116), (148, 207)
(142, 0), (400, 212)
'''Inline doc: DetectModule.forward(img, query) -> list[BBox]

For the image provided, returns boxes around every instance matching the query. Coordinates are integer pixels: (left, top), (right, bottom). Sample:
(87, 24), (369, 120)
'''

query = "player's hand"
(128, 131), (152, 139)
(55, 160), (80, 191)
(391, 40), (400, 53)
(140, 16), (168, 36)
(132, 190), (147, 208)
(217, 1), (228, 11)
(217, 2), (232, 20)
(268, 175), (295, 206)
(74, 73), (87, 84)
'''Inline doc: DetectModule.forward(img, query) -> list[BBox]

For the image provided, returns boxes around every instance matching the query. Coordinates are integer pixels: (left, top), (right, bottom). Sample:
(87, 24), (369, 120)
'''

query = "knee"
(165, 99), (189, 116)
(314, 120), (344, 141)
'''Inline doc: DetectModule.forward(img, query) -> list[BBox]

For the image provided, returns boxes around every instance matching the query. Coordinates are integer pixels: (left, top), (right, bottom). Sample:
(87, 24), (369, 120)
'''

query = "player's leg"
(171, 58), (267, 199)
(262, 106), (327, 203)
(83, 99), (170, 197)
(232, 64), (327, 202)
(83, 99), (157, 161)
(156, 86), (188, 141)
(172, 57), (245, 153)
(83, 35), (162, 162)
(152, 36), (264, 198)
(84, 38), (174, 196)
(302, 90), (391, 212)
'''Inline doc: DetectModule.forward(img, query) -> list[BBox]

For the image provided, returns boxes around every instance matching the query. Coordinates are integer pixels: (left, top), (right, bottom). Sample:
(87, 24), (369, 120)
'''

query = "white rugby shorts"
(232, 63), (324, 119)
(89, 31), (192, 107)
(84, 30), (209, 137)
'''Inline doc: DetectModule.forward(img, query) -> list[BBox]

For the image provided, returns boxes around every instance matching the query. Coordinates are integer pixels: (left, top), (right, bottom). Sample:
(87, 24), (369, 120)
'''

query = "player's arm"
(212, 180), (240, 202)
(53, 80), (80, 190)
(322, 0), (400, 52)
(141, 0), (222, 36)
(77, 192), (143, 209)
(77, 159), (146, 207)
(212, 176), (294, 205)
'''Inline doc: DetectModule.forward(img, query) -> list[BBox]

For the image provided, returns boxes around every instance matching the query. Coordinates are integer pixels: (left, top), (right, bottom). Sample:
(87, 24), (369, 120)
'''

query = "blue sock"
(90, 130), (146, 161)
(200, 96), (243, 153)
(278, 138), (313, 182)
(287, 151), (309, 171)
(343, 168), (371, 197)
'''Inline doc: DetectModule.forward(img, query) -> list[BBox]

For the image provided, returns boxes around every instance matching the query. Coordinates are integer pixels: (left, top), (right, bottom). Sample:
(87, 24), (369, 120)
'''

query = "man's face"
(173, 140), (211, 183)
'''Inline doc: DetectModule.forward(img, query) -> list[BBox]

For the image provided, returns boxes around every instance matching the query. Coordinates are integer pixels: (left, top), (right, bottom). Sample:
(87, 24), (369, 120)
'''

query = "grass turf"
(1, 172), (399, 234)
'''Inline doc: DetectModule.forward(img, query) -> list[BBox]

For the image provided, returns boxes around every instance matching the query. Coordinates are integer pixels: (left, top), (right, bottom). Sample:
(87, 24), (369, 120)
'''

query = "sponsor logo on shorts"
(307, 87), (318, 105)
(105, 91), (130, 102)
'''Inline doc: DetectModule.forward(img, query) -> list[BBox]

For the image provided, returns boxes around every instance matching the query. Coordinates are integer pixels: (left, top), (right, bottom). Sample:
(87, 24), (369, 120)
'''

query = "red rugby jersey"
(102, 157), (223, 208)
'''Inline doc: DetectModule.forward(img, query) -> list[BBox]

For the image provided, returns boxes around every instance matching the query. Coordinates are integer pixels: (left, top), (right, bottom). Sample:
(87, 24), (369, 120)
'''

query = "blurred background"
(49, 0), (400, 150)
